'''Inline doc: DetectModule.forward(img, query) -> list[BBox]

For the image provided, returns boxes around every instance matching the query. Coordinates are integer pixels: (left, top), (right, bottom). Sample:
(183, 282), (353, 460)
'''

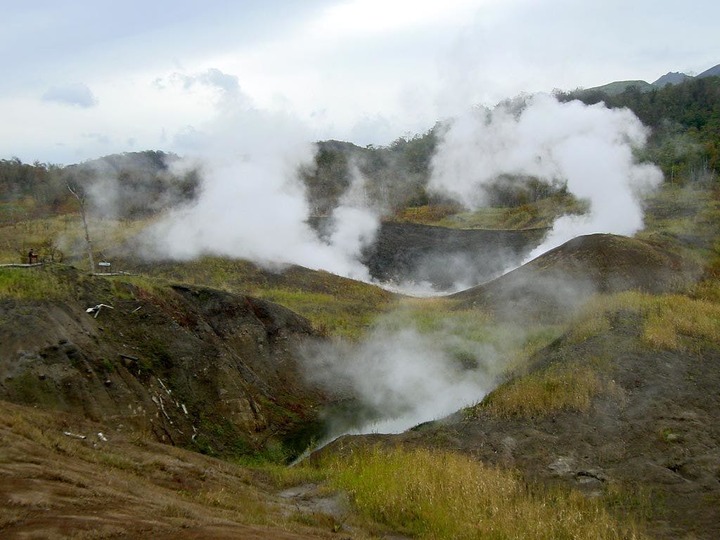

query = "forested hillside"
(3, 75), (718, 228)
(0, 151), (199, 222)
(557, 76), (720, 182)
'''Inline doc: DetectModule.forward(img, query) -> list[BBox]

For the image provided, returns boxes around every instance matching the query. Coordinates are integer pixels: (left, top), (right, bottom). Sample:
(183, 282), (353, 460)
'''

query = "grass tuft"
(0, 267), (73, 300)
(575, 290), (720, 351)
(319, 445), (645, 539)
(473, 363), (607, 419)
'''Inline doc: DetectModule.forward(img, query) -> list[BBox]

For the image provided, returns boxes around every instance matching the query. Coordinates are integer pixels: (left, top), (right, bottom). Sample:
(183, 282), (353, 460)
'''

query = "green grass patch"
(261, 288), (388, 340)
(394, 204), (463, 224)
(0, 267), (73, 300)
(473, 362), (608, 419)
(317, 445), (645, 539)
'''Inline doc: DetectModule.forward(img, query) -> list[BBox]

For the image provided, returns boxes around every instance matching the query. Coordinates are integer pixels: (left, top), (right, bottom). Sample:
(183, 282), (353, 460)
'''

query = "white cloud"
(309, 0), (483, 37)
(42, 83), (98, 108)
(2, 1), (720, 163)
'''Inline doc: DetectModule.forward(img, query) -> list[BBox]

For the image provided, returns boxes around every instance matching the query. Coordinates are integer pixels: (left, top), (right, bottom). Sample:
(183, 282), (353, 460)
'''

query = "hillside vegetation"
(1, 73), (720, 538)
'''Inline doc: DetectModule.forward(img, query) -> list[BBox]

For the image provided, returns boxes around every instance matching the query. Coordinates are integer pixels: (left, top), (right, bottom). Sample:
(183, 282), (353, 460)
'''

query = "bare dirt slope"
(0, 265), (327, 460)
(0, 401), (352, 539)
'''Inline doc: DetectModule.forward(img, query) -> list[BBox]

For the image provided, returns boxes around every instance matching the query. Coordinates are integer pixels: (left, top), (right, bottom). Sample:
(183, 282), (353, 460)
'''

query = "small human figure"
(28, 249), (38, 264)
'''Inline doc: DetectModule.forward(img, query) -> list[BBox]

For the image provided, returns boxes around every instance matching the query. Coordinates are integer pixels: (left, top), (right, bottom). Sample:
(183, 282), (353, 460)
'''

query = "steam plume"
(302, 321), (496, 437)
(141, 70), (378, 280)
(429, 94), (663, 263)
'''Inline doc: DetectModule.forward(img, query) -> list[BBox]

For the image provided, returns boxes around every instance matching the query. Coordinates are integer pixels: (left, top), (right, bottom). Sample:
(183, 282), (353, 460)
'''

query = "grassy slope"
(1, 398), (649, 539)
(395, 192), (588, 230)
(121, 257), (398, 340)
(2, 182), (720, 538)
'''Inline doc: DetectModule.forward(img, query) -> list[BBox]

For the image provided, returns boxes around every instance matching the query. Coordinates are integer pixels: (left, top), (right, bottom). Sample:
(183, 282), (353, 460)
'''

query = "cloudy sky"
(2, 0), (718, 165)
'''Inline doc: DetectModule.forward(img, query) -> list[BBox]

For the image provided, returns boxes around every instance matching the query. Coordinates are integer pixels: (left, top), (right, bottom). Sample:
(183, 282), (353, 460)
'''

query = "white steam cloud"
(142, 69), (378, 280)
(429, 94), (663, 263)
(302, 324), (495, 437)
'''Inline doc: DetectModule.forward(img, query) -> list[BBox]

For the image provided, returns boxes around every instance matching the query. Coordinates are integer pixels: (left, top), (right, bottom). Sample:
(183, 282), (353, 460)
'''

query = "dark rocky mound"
(451, 233), (702, 321)
(0, 266), (327, 460)
(361, 221), (546, 290)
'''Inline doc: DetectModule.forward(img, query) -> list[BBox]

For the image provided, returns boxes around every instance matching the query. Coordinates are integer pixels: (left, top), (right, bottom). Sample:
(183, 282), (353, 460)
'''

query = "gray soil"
(362, 221), (547, 289)
(452, 233), (703, 321)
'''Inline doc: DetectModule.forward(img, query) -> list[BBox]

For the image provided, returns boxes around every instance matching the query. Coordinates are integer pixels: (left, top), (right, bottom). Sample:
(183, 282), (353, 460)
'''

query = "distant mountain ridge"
(583, 62), (720, 95)
(697, 63), (720, 78)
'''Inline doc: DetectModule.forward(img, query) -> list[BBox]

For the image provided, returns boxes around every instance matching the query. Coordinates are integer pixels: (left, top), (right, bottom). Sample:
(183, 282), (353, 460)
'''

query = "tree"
(66, 182), (95, 273)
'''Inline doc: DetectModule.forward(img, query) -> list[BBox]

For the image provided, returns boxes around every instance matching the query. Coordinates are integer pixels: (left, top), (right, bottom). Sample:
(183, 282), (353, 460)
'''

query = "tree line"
(0, 151), (199, 223)
(3, 76), (718, 224)
(556, 76), (720, 184)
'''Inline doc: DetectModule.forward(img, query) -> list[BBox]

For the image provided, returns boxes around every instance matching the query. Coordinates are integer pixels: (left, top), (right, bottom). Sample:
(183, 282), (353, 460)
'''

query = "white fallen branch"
(152, 395), (171, 420)
(63, 431), (87, 440)
(86, 304), (114, 318)
(157, 378), (171, 395)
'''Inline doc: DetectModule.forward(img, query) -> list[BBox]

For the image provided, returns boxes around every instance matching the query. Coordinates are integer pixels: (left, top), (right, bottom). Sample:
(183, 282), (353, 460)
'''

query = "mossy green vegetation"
(313, 445), (645, 539)
(0, 266), (73, 300)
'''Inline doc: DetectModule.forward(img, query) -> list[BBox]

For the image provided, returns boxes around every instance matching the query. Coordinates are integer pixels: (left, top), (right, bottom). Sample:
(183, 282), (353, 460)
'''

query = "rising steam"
(103, 79), (665, 440)
(140, 70), (378, 280)
(302, 321), (496, 437)
(429, 94), (663, 264)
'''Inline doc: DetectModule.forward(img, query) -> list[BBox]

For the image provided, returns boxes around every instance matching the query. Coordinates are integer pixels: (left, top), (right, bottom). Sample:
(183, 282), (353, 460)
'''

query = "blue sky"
(2, 0), (718, 165)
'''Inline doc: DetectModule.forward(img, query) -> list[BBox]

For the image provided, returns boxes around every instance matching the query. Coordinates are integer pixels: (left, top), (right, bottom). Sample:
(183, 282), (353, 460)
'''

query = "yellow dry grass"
(318, 445), (645, 539)
(473, 363), (608, 419)
(574, 289), (720, 351)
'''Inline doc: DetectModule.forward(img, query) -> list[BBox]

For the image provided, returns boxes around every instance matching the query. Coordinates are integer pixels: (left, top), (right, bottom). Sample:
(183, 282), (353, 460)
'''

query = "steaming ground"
(295, 96), (663, 436)
(138, 70), (379, 281)
(430, 94), (663, 266)
(85, 84), (665, 437)
(301, 321), (497, 438)
(131, 90), (662, 295)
